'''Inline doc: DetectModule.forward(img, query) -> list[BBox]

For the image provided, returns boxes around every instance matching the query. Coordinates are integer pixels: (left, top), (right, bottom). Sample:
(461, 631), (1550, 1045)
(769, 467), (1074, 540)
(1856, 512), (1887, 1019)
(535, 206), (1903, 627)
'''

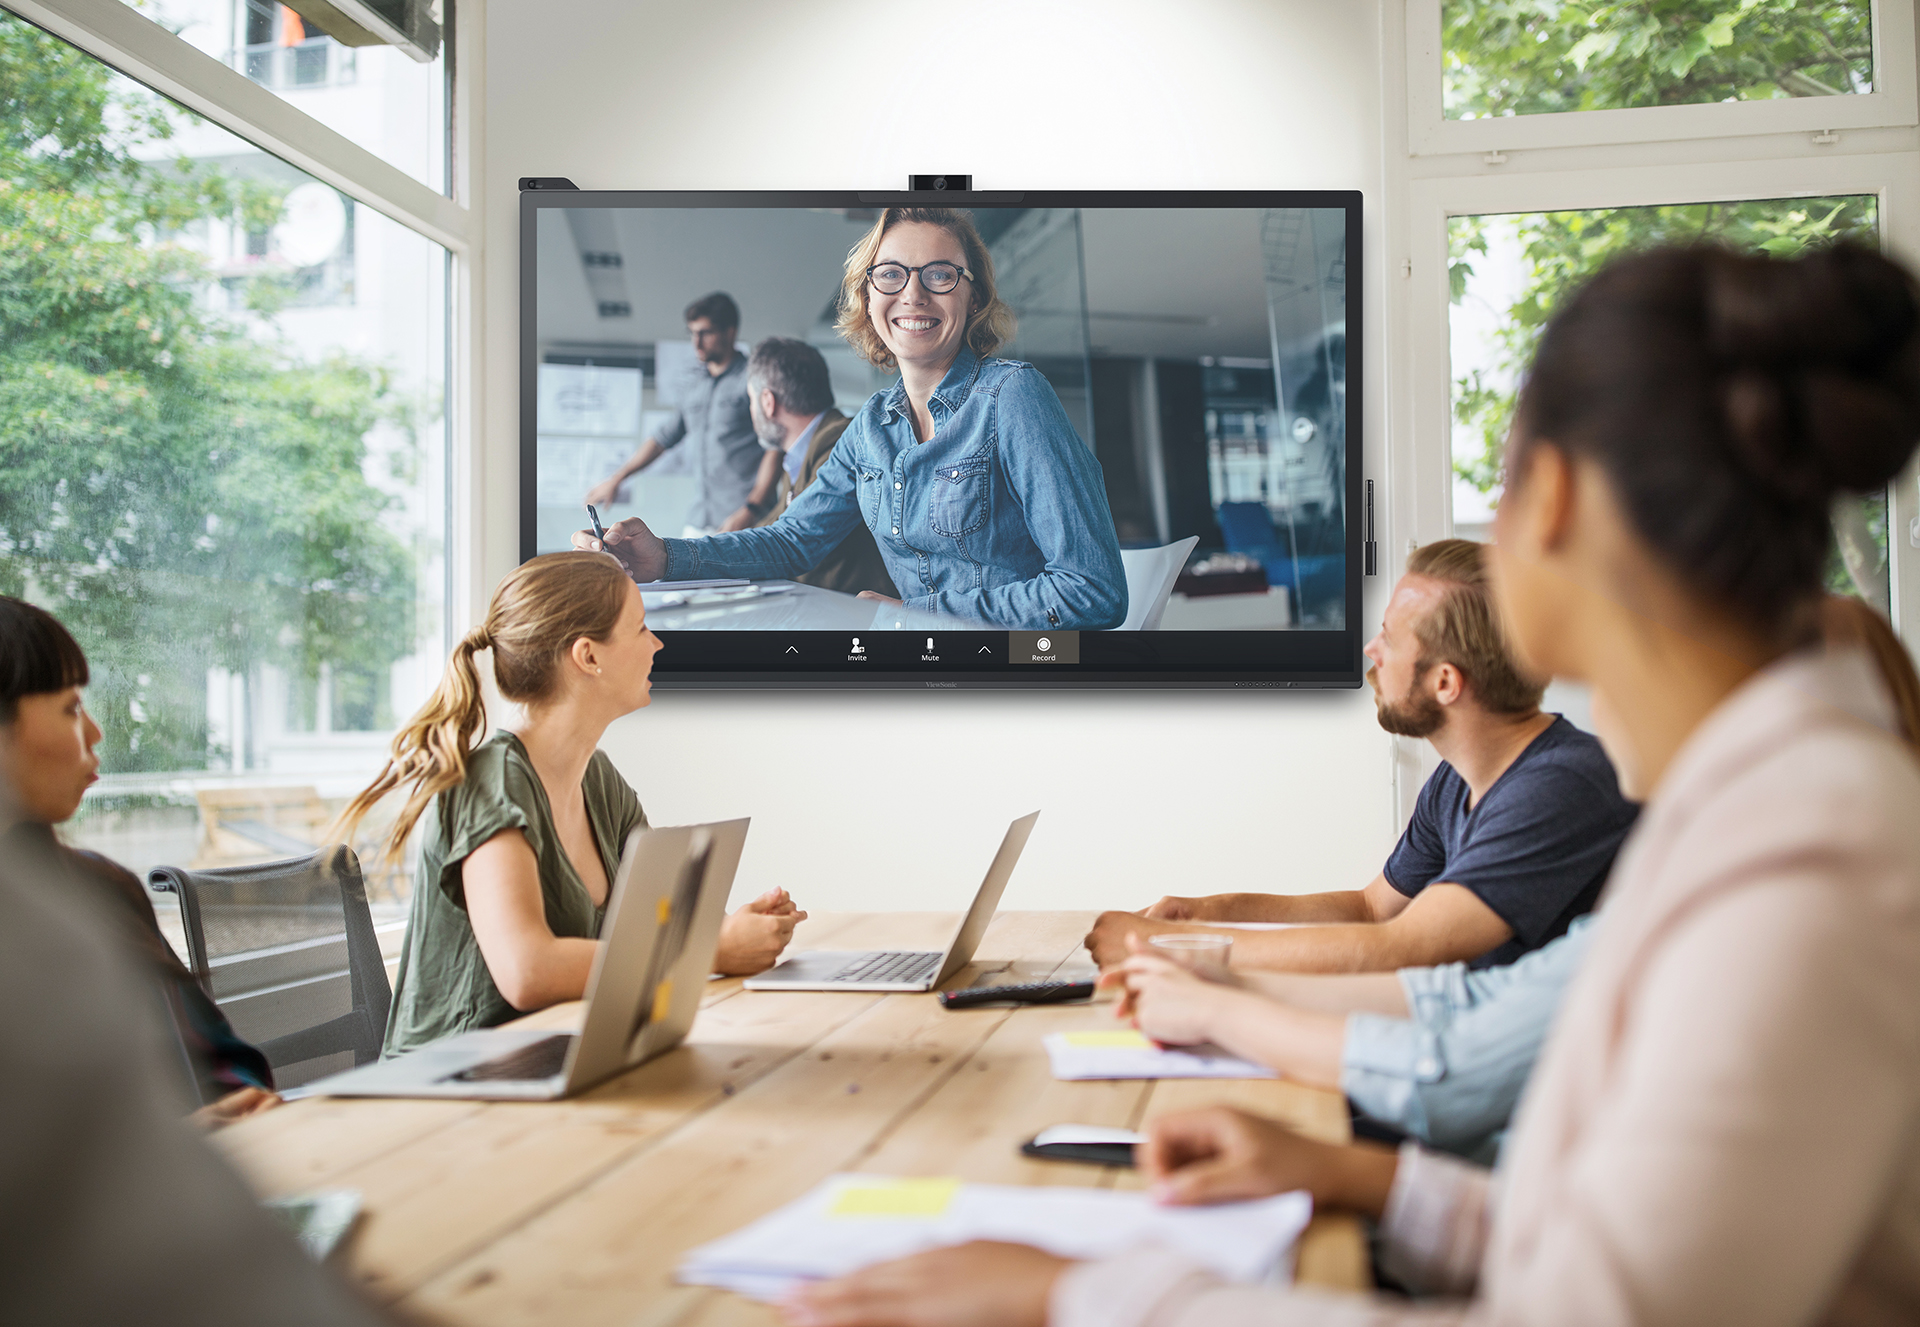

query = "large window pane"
(1448, 194), (1889, 609)
(119, 0), (448, 193)
(0, 14), (447, 924)
(1444, 1), (1874, 120)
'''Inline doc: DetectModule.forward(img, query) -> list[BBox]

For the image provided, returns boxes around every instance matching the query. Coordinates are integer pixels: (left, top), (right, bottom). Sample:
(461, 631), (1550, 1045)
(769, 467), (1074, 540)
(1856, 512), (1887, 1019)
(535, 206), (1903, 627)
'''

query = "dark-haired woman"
(0, 596), (278, 1126)
(335, 551), (804, 1057)
(577, 208), (1128, 632)
(780, 244), (1920, 1327)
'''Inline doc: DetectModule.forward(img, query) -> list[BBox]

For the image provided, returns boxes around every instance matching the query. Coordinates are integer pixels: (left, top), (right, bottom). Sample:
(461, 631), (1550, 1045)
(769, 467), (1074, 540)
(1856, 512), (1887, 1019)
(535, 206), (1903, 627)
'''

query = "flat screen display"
(521, 189), (1363, 688)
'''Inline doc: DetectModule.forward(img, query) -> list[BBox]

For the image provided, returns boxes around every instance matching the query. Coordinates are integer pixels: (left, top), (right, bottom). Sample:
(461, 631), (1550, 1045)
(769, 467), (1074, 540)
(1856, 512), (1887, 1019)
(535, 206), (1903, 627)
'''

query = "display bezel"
(519, 188), (1365, 690)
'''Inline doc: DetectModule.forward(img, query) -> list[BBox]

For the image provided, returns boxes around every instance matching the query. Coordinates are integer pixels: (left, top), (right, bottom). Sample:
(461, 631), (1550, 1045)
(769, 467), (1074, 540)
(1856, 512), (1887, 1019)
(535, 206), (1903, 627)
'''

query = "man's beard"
(1367, 665), (1446, 738)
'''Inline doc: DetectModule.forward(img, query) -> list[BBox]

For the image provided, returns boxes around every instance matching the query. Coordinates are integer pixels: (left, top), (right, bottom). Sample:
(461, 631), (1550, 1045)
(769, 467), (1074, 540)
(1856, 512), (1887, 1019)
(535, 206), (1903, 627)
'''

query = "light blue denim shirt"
(659, 349), (1128, 630)
(1342, 914), (1597, 1166)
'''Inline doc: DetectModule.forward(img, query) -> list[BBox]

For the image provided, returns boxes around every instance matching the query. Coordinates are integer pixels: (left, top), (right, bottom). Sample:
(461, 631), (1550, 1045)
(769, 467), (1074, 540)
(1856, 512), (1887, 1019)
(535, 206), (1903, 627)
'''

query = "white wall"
(480, 0), (1400, 912)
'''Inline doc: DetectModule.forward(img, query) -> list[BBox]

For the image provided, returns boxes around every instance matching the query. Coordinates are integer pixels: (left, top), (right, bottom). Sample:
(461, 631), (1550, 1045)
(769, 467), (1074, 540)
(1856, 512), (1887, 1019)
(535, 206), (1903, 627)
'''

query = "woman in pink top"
(782, 242), (1920, 1327)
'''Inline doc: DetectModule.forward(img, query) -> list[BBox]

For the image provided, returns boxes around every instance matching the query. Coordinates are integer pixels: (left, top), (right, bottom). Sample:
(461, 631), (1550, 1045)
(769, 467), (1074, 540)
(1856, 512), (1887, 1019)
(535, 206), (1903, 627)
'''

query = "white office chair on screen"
(1117, 536), (1200, 631)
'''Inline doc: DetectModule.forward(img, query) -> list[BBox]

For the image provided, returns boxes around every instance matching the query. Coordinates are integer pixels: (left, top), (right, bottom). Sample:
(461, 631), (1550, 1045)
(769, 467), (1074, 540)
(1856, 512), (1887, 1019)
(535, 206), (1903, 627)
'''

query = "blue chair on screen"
(1216, 502), (1344, 621)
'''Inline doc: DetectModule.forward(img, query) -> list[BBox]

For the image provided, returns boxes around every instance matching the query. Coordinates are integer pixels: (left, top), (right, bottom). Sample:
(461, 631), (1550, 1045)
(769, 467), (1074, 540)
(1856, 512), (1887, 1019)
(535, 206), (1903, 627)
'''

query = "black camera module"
(909, 174), (972, 192)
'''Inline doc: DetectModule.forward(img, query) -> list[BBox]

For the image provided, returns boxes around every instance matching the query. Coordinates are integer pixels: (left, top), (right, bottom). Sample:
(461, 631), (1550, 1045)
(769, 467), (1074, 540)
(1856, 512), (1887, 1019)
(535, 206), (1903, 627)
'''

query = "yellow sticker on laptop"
(828, 1178), (961, 1218)
(1062, 1030), (1153, 1049)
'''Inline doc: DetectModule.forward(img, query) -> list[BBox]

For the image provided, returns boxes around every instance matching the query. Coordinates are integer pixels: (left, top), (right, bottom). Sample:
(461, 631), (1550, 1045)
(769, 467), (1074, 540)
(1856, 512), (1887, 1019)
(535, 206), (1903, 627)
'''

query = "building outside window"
(1, 9), (449, 916)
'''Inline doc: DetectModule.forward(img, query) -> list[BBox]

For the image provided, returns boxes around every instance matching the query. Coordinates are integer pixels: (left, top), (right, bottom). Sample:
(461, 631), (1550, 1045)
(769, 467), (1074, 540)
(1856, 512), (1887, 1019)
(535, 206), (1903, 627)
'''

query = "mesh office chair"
(149, 847), (392, 1082)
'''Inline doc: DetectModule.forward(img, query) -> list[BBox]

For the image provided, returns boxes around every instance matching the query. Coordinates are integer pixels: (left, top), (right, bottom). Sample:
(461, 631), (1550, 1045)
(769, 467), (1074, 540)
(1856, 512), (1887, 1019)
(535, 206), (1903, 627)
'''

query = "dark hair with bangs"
(0, 597), (91, 724)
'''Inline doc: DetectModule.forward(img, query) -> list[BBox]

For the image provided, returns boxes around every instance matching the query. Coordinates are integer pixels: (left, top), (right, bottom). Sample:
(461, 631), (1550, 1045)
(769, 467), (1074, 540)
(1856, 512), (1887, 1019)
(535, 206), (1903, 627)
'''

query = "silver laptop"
(744, 811), (1038, 993)
(302, 818), (747, 1100)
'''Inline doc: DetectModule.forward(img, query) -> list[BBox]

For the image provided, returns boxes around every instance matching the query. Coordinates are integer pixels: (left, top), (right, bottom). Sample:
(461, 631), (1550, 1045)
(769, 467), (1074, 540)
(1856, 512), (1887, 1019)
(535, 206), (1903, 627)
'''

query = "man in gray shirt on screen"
(585, 291), (774, 537)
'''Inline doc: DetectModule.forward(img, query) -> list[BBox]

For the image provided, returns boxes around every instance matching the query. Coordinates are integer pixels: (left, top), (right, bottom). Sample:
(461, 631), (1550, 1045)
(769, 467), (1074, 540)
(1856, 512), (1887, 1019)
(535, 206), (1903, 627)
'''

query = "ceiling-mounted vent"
(597, 301), (632, 319)
(580, 252), (624, 269)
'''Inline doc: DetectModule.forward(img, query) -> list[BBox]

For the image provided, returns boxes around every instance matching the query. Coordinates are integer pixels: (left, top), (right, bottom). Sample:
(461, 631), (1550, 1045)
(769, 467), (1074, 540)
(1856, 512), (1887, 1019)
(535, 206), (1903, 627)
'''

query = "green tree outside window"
(0, 13), (428, 772)
(1444, 0), (1874, 119)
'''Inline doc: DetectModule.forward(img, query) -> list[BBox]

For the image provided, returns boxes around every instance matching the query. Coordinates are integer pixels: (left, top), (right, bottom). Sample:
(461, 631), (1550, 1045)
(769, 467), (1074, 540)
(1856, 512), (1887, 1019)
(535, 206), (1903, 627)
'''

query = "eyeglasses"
(866, 261), (973, 296)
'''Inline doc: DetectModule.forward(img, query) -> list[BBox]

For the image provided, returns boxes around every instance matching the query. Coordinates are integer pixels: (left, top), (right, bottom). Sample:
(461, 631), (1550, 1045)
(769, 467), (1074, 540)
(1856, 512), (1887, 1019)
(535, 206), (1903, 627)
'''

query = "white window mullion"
(4, 0), (471, 255)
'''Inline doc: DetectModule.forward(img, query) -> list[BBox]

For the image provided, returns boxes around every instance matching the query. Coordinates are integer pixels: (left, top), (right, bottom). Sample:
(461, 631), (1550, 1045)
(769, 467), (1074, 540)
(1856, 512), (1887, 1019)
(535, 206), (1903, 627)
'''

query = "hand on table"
(1083, 909), (1181, 970)
(1141, 1106), (1397, 1219)
(714, 888), (808, 975)
(1141, 893), (1228, 921)
(718, 505), (756, 533)
(572, 516), (666, 582)
(190, 1085), (282, 1131)
(1096, 933), (1234, 1038)
(856, 591), (904, 607)
(780, 1241), (1069, 1327)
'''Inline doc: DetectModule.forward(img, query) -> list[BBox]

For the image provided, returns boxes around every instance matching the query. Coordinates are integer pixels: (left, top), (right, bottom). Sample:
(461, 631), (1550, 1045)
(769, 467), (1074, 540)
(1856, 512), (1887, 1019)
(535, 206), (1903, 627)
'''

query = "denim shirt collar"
(879, 347), (983, 425)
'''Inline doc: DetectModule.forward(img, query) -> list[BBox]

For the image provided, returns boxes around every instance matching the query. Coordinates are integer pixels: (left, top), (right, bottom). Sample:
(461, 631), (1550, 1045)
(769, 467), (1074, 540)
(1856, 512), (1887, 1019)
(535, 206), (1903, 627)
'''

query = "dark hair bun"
(1706, 243), (1920, 501)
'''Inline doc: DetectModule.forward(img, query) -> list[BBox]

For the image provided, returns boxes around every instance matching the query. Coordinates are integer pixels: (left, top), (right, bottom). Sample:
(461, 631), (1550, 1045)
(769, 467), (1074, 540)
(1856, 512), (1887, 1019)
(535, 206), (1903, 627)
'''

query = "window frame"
(1407, 0), (1920, 156)
(1401, 153), (1920, 641)
(4, 0), (486, 644)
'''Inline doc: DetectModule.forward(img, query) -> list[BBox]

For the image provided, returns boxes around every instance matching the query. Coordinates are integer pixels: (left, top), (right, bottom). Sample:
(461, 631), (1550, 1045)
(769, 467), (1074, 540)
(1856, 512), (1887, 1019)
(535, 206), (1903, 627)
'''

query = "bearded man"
(1085, 539), (1637, 974)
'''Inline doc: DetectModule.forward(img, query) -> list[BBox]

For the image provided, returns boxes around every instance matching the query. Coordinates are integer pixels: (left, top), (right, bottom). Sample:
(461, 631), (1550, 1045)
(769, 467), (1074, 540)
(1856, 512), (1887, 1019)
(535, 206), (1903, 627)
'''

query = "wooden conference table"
(217, 911), (1371, 1325)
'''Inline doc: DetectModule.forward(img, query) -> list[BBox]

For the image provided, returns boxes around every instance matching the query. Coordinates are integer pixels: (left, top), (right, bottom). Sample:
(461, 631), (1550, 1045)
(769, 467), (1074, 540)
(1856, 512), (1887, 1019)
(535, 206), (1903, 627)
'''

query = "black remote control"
(938, 979), (1096, 1009)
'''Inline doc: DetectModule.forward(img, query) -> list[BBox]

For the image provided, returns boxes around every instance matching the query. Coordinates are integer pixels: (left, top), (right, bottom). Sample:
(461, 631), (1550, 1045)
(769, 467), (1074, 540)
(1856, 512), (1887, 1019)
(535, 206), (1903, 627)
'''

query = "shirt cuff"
(1342, 1014), (1446, 1142)
(1397, 962), (1474, 1028)
(1376, 1142), (1493, 1297)
(1048, 1247), (1226, 1327)
(661, 537), (699, 581)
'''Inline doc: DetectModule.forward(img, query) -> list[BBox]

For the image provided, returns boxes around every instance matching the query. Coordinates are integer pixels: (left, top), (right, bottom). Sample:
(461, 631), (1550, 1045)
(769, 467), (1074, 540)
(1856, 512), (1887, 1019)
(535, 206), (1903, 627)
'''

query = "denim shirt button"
(950, 470), (959, 478)
(894, 482), (902, 490)
(892, 526), (899, 534)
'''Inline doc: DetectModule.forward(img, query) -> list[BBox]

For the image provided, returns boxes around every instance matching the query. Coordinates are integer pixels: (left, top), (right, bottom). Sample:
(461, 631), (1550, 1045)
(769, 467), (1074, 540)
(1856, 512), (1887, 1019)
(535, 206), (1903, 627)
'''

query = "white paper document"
(678, 1173), (1313, 1301)
(1032, 1124), (1147, 1147)
(633, 579), (752, 593)
(1043, 1029), (1277, 1081)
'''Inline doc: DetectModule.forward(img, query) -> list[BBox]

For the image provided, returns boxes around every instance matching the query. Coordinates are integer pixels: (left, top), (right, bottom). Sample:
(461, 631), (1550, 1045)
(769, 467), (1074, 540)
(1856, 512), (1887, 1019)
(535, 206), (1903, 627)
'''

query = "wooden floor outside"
(216, 910), (1371, 1325)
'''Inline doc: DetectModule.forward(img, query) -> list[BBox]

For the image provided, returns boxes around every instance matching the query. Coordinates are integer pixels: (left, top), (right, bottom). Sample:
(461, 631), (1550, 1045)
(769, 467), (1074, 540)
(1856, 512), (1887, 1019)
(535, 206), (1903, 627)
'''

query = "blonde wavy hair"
(836, 207), (1017, 370)
(332, 552), (633, 864)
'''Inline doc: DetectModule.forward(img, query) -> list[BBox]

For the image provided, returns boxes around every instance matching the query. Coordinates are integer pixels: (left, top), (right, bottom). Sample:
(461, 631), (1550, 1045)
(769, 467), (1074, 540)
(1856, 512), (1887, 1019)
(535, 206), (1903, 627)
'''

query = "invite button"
(1007, 630), (1079, 664)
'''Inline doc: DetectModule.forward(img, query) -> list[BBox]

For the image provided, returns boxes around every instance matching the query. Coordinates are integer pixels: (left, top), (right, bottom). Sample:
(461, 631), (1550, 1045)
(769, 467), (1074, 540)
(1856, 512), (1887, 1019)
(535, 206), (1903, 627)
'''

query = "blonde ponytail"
(331, 552), (634, 865)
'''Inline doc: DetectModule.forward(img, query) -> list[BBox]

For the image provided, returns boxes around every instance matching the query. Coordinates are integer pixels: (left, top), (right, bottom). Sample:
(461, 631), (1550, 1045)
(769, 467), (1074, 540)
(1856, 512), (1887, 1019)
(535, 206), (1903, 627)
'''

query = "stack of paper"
(678, 1173), (1313, 1302)
(1043, 1029), (1277, 1081)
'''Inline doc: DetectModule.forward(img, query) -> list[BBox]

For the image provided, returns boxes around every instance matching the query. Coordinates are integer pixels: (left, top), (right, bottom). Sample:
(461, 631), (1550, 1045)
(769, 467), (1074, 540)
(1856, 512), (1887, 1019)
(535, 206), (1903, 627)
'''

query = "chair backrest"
(1117, 536), (1201, 631)
(1215, 501), (1281, 555)
(149, 847), (391, 1081)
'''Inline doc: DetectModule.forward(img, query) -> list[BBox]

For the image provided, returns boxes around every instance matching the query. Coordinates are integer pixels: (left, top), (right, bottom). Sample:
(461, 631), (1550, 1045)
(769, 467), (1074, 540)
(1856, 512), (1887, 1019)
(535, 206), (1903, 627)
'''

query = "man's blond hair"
(1404, 539), (1544, 714)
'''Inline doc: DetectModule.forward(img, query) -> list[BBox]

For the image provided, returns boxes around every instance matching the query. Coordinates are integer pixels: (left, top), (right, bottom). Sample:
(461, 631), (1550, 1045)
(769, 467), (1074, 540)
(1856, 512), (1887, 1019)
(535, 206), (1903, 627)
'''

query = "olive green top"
(382, 730), (647, 1057)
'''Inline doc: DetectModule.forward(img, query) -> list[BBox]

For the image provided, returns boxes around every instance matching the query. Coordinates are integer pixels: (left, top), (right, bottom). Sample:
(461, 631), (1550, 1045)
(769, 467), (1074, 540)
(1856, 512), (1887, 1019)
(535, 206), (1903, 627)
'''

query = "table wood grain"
(216, 911), (1371, 1323)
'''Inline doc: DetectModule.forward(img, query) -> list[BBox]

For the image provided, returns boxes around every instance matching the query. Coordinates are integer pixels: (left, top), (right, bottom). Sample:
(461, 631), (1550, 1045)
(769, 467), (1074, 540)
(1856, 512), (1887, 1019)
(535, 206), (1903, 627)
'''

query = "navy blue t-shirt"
(1385, 716), (1637, 969)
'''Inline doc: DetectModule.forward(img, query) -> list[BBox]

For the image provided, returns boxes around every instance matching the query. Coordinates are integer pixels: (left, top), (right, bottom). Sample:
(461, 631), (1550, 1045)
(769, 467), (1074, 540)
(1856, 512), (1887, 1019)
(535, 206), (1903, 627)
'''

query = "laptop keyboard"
(450, 1033), (575, 1083)
(831, 951), (942, 985)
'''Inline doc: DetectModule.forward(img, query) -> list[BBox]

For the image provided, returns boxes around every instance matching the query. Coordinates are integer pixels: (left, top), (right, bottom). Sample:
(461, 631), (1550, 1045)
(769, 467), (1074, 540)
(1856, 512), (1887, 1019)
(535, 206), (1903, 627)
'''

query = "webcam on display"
(909, 174), (972, 192)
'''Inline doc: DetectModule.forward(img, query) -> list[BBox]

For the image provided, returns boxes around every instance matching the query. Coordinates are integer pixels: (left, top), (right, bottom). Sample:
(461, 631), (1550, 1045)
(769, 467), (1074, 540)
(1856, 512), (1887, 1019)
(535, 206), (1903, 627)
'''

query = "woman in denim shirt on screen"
(580, 208), (1128, 631)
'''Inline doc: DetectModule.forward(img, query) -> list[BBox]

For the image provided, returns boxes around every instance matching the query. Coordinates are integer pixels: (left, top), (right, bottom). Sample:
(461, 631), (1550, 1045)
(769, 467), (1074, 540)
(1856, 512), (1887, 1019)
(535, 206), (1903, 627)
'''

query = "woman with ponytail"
(339, 552), (804, 1057)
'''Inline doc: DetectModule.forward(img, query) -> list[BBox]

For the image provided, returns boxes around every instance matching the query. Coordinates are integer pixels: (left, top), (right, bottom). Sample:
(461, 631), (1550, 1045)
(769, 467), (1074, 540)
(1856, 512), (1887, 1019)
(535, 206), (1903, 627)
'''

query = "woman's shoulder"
(973, 357), (1067, 414)
(432, 732), (539, 834)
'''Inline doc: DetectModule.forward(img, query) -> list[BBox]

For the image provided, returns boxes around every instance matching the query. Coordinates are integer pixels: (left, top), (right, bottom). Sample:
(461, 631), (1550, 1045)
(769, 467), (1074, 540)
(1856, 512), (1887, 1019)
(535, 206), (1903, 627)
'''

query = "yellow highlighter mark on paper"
(828, 1178), (961, 1218)
(1062, 1030), (1153, 1049)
